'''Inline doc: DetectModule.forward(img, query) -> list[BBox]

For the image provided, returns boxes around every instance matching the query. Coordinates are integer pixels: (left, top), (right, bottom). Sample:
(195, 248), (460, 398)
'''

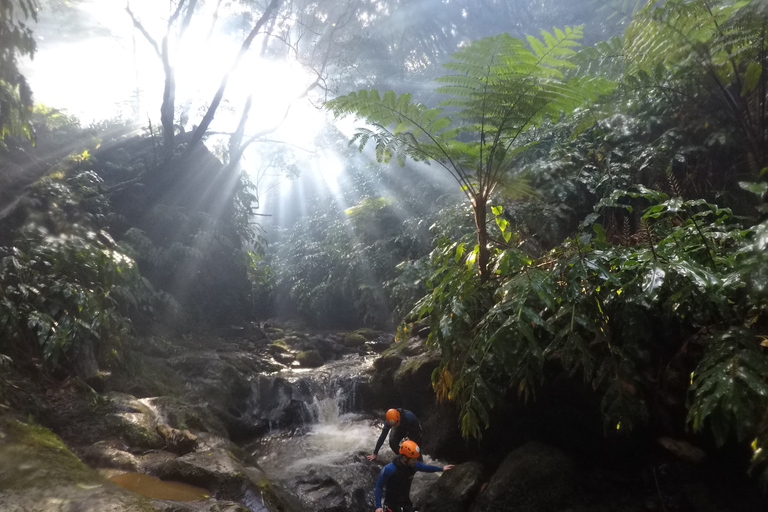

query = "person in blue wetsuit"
(367, 408), (423, 461)
(374, 440), (453, 512)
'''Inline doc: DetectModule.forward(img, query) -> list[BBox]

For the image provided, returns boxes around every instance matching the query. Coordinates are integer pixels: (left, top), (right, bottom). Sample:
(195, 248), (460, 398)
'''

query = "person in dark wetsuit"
(366, 408), (423, 461)
(374, 440), (453, 512)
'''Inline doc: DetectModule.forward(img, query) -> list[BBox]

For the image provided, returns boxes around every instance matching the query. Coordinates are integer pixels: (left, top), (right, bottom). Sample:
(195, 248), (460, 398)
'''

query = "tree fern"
(327, 28), (616, 281)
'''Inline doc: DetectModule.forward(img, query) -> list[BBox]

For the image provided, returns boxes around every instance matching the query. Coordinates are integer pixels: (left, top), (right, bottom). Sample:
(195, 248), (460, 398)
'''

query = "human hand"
(375, 508), (384, 512)
(443, 464), (454, 471)
(366, 453), (377, 461)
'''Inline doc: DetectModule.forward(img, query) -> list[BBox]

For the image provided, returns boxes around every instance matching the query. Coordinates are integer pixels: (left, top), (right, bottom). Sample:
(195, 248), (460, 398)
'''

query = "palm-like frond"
(623, 0), (768, 168)
(327, 27), (616, 197)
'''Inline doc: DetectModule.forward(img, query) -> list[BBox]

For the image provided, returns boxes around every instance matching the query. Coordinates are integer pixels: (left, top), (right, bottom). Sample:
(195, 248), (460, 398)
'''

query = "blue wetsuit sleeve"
(373, 424), (391, 455)
(414, 462), (444, 473)
(375, 463), (395, 507)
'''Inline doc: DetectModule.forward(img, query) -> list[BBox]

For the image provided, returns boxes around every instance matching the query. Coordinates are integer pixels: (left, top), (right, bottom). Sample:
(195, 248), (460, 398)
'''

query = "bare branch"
(126, 3), (161, 58)
(185, 0), (282, 154)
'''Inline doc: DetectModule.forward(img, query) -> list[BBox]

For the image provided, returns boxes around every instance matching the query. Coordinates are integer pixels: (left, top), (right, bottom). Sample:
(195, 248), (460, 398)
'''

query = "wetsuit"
(373, 409), (423, 456)
(374, 457), (444, 512)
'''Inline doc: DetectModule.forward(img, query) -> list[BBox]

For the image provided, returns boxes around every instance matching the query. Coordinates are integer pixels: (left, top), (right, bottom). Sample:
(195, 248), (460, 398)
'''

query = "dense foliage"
(0, 168), (152, 376)
(0, 0), (36, 141)
(1, 0), (767, 491)
(328, 0), (768, 486)
(256, 169), (473, 327)
(327, 26), (616, 281)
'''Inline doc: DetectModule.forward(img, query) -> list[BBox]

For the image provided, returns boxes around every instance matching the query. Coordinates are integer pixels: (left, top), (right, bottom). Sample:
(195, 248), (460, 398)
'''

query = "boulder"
(105, 392), (165, 450)
(297, 350), (324, 368)
(143, 396), (229, 439)
(0, 415), (160, 512)
(293, 477), (346, 512)
(156, 423), (197, 455)
(420, 402), (474, 462)
(470, 442), (575, 512)
(392, 350), (441, 413)
(156, 449), (302, 511)
(415, 461), (485, 512)
(155, 448), (256, 501)
(340, 333), (367, 348)
(81, 441), (141, 472)
(354, 328), (382, 340)
(151, 499), (250, 512)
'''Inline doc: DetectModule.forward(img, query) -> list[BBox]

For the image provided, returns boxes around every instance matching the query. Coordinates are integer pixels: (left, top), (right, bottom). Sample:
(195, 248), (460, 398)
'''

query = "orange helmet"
(399, 440), (420, 458)
(385, 409), (400, 426)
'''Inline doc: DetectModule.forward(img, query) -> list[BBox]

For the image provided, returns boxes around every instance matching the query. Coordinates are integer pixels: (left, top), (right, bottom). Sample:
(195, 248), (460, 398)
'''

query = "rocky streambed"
(1, 319), (766, 512)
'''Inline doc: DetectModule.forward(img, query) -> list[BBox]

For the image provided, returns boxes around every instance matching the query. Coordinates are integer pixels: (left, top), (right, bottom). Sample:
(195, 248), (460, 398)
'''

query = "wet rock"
(392, 350), (441, 411)
(143, 396), (229, 439)
(297, 350), (325, 368)
(420, 402), (469, 461)
(368, 355), (402, 409)
(137, 450), (179, 474)
(413, 322), (430, 339)
(273, 351), (296, 365)
(151, 499), (250, 512)
(294, 477), (346, 512)
(354, 328), (382, 340)
(82, 441), (141, 472)
(105, 392), (165, 450)
(155, 448), (300, 511)
(156, 423), (197, 455)
(155, 448), (253, 501)
(367, 333), (395, 353)
(0, 415), (159, 512)
(415, 461), (485, 512)
(247, 374), (301, 432)
(470, 442), (575, 512)
(276, 459), (381, 512)
(340, 333), (367, 348)
(401, 336), (429, 356)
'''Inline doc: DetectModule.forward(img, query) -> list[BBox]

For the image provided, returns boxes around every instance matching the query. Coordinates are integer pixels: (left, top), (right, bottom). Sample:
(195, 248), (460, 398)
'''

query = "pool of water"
(109, 472), (209, 501)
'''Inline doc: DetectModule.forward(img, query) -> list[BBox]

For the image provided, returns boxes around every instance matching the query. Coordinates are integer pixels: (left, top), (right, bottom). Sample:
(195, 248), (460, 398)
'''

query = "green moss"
(394, 357), (423, 380)
(270, 339), (289, 351)
(381, 339), (410, 357)
(0, 416), (97, 490)
(296, 350), (323, 367)
(341, 333), (367, 347)
(354, 328), (380, 340)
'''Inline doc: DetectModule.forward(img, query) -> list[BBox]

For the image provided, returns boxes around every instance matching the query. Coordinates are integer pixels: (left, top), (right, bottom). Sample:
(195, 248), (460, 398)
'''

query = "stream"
(244, 354), (445, 512)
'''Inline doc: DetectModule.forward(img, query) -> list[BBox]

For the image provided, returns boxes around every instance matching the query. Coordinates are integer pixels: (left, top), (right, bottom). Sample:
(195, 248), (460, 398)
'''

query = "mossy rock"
(296, 350), (324, 368)
(354, 328), (381, 340)
(256, 475), (307, 512)
(340, 333), (367, 348)
(0, 416), (95, 490)
(0, 415), (160, 511)
(143, 396), (228, 439)
(105, 393), (164, 450)
(156, 448), (302, 511)
(270, 339), (290, 352)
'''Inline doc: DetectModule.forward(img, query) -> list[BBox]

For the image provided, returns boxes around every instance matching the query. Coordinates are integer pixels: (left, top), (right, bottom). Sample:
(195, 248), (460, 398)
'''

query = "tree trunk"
(473, 196), (491, 283)
(160, 34), (175, 161)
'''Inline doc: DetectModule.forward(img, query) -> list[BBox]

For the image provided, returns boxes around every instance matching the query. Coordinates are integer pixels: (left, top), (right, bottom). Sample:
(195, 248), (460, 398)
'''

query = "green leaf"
(738, 181), (768, 198)
(742, 61), (762, 96)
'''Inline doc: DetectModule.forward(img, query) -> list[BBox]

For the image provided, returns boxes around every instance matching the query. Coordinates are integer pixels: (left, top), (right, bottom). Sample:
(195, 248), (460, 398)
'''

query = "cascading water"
(244, 354), (444, 512)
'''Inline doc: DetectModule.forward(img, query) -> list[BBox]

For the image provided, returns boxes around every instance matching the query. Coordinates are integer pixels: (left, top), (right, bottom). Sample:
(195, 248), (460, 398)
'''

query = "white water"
(246, 368), (445, 510)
